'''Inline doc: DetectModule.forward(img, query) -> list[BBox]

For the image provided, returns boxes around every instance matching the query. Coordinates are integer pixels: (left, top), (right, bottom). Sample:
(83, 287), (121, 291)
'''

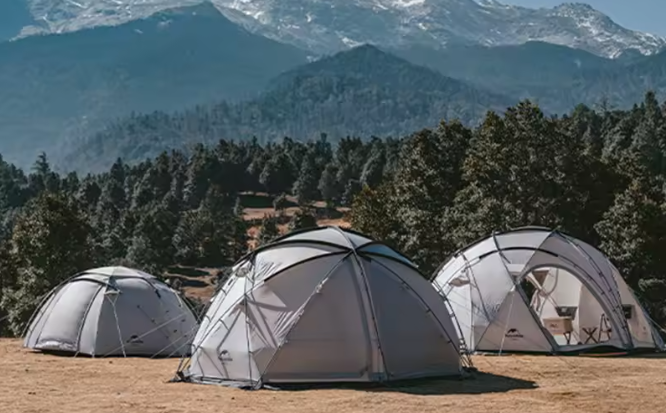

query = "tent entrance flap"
(526, 267), (619, 350)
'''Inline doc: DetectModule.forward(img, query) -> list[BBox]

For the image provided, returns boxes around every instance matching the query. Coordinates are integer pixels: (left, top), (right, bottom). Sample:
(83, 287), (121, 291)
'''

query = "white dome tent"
(24, 266), (199, 357)
(177, 226), (468, 388)
(432, 227), (664, 355)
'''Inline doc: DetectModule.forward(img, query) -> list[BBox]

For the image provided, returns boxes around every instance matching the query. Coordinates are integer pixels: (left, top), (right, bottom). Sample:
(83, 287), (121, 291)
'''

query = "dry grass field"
(3, 338), (666, 413)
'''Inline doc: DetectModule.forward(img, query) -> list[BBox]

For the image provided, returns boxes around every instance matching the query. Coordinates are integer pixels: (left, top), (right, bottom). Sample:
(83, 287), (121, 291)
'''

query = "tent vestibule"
(432, 227), (663, 355)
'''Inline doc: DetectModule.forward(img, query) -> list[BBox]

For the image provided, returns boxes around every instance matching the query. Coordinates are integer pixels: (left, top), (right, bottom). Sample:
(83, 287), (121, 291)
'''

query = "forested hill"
(3, 95), (666, 336)
(0, 2), (309, 168)
(62, 45), (512, 173)
(396, 42), (666, 114)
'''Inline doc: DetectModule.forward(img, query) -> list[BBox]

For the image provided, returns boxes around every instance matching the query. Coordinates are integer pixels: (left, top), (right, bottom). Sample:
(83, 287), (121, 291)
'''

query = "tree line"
(352, 92), (666, 327)
(2, 92), (666, 336)
(0, 134), (392, 335)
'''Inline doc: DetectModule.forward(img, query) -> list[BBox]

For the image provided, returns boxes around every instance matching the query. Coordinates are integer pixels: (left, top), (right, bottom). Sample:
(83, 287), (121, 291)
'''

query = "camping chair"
(598, 313), (612, 342)
(582, 327), (599, 344)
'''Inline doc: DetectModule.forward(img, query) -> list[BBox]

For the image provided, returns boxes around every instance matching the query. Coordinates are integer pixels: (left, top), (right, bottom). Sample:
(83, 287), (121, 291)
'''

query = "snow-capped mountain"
(8, 0), (666, 58)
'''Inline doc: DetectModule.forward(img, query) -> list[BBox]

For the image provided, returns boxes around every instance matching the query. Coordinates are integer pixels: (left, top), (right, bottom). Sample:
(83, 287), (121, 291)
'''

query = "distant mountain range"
(4, 0), (665, 58)
(63, 44), (513, 172)
(0, 3), (308, 167)
(0, 2), (665, 171)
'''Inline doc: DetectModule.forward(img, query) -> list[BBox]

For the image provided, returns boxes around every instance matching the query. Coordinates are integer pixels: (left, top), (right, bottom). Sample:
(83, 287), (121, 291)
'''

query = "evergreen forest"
(2, 94), (666, 338)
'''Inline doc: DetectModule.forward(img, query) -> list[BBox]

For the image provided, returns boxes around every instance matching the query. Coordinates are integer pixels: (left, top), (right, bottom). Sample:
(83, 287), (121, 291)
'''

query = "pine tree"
(173, 186), (236, 267)
(273, 193), (289, 216)
(0, 193), (95, 335)
(292, 155), (319, 206)
(257, 214), (280, 246)
(288, 208), (318, 232)
(318, 162), (339, 207)
(260, 152), (295, 195)
(360, 144), (385, 189)
(350, 184), (397, 244)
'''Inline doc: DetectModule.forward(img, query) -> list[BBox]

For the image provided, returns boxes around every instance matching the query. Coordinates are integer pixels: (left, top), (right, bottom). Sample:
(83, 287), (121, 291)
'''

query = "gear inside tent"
(176, 226), (468, 388)
(24, 266), (199, 357)
(432, 227), (664, 355)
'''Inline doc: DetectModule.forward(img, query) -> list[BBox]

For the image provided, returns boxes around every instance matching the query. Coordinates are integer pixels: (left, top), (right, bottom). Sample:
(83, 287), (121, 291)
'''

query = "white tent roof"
(24, 266), (198, 357)
(79, 266), (156, 279)
(432, 227), (664, 354)
(181, 226), (465, 387)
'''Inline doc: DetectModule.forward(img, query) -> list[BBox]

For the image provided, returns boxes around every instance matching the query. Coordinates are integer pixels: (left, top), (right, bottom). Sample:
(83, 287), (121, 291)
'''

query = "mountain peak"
(555, 2), (596, 11)
(6, 0), (666, 59)
(156, 1), (220, 17)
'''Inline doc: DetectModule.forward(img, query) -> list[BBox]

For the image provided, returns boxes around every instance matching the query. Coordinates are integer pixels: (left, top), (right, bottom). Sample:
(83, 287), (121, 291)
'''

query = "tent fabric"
(24, 266), (199, 357)
(432, 227), (664, 354)
(181, 226), (463, 387)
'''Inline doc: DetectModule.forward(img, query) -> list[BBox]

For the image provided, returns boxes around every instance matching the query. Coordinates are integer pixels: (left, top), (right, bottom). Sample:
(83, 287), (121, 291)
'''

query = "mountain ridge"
(0, 2), (309, 167)
(4, 0), (665, 58)
(61, 44), (515, 172)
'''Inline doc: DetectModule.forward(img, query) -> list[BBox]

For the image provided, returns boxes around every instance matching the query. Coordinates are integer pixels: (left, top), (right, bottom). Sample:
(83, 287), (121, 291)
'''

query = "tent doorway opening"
(520, 267), (616, 351)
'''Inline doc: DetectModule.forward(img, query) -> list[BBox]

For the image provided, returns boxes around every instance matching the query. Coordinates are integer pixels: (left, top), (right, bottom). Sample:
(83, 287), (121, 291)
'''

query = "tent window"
(622, 305), (634, 319)
(555, 306), (578, 318)
(448, 275), (470, 287)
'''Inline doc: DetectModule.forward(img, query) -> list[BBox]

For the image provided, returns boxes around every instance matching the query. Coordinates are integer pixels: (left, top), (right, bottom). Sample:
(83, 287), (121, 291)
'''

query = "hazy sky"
(502, 1), (666, 36)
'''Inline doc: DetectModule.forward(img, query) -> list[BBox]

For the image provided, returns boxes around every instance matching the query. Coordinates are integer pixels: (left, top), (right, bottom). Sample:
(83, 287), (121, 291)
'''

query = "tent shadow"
(267, 370), (537, 395)
(596, 352), (666, 360)
(28, 349), (189, 359)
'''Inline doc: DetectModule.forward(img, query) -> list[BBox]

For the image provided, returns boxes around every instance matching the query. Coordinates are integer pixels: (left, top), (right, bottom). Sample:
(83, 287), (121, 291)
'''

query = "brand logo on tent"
(127, 335), (144, 344)
(219, 349), (233, 362)
(505, 328), (523, 338)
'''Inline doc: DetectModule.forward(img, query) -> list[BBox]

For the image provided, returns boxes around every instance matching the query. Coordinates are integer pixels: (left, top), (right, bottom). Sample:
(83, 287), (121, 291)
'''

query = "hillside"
(395, 42), (617, 113)
(0, 2), (309, 168)
(396, 42), (666, 113)
(61, 45), (513, 172)
(574, 49), (666, 107)
(2, 339), (666, 413)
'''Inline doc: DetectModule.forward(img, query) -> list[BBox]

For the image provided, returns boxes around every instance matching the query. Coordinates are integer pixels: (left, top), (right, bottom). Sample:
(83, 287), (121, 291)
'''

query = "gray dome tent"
(432, 227), (664, 355)
(178, 226), (467, 388)
(24, 266), (199, 357)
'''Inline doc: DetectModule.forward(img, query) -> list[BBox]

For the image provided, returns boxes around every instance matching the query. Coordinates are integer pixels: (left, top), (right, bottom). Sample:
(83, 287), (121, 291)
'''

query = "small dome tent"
(432, 227), (664, 355)
(24, 266), (199, 357)
(178, 226), (466, 388)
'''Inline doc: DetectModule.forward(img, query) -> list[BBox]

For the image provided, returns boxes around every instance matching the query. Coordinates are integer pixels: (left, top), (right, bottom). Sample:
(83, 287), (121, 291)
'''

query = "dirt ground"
(2, 340), (666, 413)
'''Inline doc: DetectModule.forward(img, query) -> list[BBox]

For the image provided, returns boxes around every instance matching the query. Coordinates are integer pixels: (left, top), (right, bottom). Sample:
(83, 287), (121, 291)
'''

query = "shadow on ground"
(266, 370), (537, 395)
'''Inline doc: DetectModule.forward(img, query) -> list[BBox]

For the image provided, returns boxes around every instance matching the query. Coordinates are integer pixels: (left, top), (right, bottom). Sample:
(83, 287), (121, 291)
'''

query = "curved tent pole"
(231, 237), (354, 268)
(433, 250), (494, 360)
(21, 269), (93, 339)
(470, 229), (560, 353)
(491, 230), (525, 356)
(244, 249), (259, 386)
(624, 284), (666, 350)
(555, 232), (633, 348)
(519, 262), (630, 350)
(434, 224), (555, 278)
(534, 236), (633, 348)
(328, 225), (391, 379)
